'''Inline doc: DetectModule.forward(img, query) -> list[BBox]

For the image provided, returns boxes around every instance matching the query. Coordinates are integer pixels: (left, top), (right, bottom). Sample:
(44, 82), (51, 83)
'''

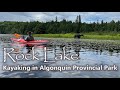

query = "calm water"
(0, 34), (120, 78)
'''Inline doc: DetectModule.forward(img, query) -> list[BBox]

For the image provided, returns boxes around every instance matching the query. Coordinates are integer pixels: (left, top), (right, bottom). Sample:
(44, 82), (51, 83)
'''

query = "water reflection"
(0, 35), (120, 78)
(26, 44), (34, 53)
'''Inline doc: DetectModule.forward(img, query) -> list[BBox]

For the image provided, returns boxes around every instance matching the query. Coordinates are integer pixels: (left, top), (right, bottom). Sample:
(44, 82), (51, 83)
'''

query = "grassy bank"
(33, 32), (120, 40)
(34, 34), (74, 38)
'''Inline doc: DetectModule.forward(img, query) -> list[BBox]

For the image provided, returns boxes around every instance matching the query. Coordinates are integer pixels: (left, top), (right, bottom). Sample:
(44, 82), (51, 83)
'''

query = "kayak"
(11, 43), (46, 49)
(11, 38), (49, 46)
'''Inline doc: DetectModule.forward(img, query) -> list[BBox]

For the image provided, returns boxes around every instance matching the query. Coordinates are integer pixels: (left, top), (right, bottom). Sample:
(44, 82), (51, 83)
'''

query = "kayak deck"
(11, 38), (49, 45)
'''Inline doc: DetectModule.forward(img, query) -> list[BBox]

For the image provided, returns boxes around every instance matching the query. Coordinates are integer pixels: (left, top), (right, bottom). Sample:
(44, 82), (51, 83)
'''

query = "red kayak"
(11, 38), (49, 46)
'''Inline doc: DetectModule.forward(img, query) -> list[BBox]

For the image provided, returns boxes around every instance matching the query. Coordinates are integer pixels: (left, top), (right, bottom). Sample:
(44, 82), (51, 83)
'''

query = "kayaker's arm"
(25, 36), (29, 41)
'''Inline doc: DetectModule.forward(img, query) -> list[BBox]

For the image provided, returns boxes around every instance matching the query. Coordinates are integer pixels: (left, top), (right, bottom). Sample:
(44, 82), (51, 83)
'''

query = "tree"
(55, 16), (58, 22)
(0, 15), (120, 34)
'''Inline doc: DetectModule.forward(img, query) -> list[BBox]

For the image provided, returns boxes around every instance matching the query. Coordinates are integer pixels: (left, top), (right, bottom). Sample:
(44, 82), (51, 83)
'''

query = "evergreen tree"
(0, 15), (120, 34)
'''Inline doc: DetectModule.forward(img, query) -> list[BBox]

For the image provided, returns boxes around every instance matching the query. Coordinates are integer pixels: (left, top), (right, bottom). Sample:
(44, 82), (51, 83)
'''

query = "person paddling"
(25, 31), (34, 41)
(24, 31), (34, 53)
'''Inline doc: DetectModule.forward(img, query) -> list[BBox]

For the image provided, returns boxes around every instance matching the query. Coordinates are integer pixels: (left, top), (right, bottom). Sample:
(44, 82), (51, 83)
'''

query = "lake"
(0, 34), (120, 78)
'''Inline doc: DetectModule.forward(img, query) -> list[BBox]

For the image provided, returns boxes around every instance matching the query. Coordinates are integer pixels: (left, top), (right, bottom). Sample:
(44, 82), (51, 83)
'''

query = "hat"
(27, 31), (33, 34)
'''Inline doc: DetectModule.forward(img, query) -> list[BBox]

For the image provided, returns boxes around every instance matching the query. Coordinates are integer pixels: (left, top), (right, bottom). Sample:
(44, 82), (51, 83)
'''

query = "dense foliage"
(0, 15), (120, 34)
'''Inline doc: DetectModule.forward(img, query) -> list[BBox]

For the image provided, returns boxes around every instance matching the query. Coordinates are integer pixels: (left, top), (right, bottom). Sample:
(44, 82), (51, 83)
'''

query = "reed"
(33, 32), (120, 40)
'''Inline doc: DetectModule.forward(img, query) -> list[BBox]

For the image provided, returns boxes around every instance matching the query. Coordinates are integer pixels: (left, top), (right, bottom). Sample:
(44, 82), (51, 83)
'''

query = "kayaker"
(25, 31), (34, 41)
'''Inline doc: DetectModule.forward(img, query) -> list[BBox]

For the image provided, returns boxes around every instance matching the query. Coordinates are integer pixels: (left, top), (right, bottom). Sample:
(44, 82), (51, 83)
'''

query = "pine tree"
(75, 16), (79, 23)
(78, 15), (81, 23)
(55, 16), (58, 22)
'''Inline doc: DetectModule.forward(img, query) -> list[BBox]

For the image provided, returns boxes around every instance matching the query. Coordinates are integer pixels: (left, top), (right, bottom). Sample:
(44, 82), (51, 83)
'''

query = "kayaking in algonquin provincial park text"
(2, 64), (118, 72)
(3, 47), (79, 63)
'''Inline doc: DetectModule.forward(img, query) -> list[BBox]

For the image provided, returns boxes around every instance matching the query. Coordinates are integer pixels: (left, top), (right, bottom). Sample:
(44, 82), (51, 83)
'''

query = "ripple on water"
(0, 37), (120, 78)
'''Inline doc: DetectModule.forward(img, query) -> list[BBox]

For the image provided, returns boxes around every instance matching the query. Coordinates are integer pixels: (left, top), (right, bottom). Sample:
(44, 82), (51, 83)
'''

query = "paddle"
(14, 33), (21, 39)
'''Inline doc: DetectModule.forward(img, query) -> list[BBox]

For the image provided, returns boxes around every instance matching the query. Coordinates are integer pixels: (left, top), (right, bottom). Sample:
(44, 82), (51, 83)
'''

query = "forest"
(0, 15), (120, 34)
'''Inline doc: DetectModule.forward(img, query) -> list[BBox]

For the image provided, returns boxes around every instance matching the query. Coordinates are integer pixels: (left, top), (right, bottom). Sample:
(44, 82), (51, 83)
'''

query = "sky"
(0, 12), (120, 23)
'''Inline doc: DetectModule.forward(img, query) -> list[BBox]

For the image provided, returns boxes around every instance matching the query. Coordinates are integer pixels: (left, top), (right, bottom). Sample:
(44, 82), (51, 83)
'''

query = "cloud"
(0, 12), (120, 23)
(0, 12), (32, 21)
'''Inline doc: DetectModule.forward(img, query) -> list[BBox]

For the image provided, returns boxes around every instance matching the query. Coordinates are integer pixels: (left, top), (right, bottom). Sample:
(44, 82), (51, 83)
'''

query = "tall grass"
(34, 34), (75, 38)
(81, 35), (120, 40)
(33, 32), (120, 40)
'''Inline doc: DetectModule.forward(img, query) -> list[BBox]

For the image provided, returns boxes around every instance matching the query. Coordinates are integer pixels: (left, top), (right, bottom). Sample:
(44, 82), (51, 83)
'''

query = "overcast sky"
(0, 12), (120, 23)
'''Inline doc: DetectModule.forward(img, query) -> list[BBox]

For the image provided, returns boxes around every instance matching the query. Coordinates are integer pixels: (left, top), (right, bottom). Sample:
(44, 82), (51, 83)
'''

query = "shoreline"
(33, 33), (120, 40)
